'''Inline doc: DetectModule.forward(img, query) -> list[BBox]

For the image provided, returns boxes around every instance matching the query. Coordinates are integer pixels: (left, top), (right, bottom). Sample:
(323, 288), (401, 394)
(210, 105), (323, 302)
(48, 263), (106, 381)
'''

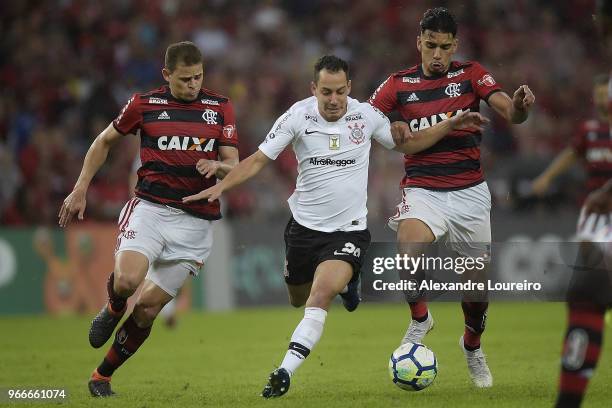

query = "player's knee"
(306, 288), (335, 309)
(113, 273), (141, 295)
(397, 220), (434, 246)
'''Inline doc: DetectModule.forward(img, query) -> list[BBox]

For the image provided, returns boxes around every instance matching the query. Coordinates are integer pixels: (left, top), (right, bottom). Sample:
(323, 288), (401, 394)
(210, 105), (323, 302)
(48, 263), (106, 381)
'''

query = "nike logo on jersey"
(305, 129), (318, 135)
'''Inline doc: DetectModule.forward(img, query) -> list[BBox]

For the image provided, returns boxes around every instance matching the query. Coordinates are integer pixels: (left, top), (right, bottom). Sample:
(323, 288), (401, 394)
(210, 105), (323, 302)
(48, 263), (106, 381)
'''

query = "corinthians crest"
(348, 122), (366, 144)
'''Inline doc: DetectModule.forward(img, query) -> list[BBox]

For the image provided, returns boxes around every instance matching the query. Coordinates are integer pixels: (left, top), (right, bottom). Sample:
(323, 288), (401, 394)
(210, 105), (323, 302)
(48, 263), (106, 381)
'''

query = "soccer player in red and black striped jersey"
(532, 75), (611, 198)
(369, 7), (534, 388)
(58, 41), (239, 397)
(554, 2), (612, 406)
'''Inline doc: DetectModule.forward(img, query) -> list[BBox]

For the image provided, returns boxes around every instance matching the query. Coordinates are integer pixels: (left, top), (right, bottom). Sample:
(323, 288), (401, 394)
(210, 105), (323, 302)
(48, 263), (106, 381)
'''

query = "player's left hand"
(512, 85), (535, 111)
(182, 184), (224, 203)
(390, 121), (414, 146)
(196, 159), (221, 178)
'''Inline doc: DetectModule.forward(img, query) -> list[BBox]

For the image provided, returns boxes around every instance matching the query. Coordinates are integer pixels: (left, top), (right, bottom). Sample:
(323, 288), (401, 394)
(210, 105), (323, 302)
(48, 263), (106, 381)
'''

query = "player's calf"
(89, 273), (128, 348)
(555, 303), (605, 408)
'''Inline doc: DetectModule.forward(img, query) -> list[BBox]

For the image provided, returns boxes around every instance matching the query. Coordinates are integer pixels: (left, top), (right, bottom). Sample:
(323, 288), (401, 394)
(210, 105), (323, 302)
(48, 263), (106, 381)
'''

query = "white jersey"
(258, 96), (395, 232)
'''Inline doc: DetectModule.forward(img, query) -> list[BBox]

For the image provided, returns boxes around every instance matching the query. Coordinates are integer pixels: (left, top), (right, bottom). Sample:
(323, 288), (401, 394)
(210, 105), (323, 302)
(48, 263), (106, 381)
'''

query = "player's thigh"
(306, 260), (354, 308)
(145, 260), (194, 299)
(317, 228), (371, 283)
(447, 183), (492, 259)
(389, 188), (446, 248)
(114, 250), (149, 291)
(160, 213), (214, 267)
(283, 217), (320, 287)
(115, 199), (165, 285)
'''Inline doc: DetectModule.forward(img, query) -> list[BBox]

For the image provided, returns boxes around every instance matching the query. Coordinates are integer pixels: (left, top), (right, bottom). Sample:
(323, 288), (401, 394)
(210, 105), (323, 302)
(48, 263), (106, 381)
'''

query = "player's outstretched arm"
(183, 149), (271, 203)
(488, 85), (535, 124)
(531, 147), (578, 196)
(196, 146), (239, 180)
(392, 111), (489, 155)
(58, 123), (123, 227)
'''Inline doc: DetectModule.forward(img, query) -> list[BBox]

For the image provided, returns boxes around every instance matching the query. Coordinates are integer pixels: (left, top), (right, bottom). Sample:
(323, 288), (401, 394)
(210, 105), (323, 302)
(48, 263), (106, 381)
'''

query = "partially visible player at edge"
(531, 74), (611, 198)
(369, 7), (534, 388)
(183, 55), (488, 398)
(58, 41), (239, 397)
(554, 1), (612, 406)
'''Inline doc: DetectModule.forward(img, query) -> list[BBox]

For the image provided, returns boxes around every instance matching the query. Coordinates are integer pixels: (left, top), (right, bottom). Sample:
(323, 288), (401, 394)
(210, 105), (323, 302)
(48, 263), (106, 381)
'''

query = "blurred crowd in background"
(0, 0), (605, 226)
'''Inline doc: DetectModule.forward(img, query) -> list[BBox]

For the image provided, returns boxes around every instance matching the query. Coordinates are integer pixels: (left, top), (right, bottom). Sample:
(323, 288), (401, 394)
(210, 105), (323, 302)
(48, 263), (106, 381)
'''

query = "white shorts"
(576, 207), (612, 254)
(115, 198), (214, 296)
(388, 182), (491, 258)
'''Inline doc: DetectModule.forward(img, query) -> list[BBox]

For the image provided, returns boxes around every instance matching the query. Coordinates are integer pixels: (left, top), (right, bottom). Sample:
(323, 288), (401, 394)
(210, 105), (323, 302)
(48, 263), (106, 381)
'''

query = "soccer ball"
(388, 342), (438, 391)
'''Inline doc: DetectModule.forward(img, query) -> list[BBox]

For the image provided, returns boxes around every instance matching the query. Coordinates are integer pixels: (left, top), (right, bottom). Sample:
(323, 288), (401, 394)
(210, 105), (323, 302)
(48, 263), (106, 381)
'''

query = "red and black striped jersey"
(369, 61), (502, 190)
(572, 119), (612, 193)
(113, 85), (239, 220)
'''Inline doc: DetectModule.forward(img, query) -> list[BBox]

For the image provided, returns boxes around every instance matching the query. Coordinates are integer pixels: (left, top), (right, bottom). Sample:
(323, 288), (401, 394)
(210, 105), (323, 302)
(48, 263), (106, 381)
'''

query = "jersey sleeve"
(113, 94), (141, 135)
(219, 100), (239, 147)
(368, 75), (397, 114)
(367, 104), (395, 150)
(258, 110), (296, 160)
(471, 62), (502, 103)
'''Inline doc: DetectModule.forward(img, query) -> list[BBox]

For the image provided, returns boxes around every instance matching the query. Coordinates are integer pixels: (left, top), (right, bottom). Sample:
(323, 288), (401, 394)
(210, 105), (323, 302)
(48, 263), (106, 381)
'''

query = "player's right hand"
(450, 111), (489, 132)
(182, 185), (223, 203)
(58, 189), (87, 228)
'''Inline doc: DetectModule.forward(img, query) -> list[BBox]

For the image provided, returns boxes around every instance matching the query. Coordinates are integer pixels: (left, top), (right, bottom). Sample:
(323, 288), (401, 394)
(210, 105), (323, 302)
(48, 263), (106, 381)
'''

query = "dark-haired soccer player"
(184, 55), (487, 398)
(58, 41), (239, 397)
(369, 7), (535, 388)
(532, 75), (611, 198)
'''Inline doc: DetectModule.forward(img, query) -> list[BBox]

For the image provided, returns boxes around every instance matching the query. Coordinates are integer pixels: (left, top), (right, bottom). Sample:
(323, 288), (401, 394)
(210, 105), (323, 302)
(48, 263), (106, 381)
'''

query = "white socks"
(280, 307), (327, 376)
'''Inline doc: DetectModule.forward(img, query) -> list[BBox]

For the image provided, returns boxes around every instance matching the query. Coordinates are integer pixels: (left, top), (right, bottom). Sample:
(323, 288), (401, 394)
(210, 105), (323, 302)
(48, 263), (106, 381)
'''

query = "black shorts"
(283, 217), (371, 285)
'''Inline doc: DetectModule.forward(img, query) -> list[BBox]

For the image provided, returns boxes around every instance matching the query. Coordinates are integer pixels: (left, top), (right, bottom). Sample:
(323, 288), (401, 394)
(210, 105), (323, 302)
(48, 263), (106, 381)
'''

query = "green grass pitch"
(1, 303), (611, 407)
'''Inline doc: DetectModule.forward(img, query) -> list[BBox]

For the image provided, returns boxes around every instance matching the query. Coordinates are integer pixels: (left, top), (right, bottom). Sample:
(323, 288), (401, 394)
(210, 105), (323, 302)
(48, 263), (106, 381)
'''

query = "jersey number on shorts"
(337, 242), (361, 257)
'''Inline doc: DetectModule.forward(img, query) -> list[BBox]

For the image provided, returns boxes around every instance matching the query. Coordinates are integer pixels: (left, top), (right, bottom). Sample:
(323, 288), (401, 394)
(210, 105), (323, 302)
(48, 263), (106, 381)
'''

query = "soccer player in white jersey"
(184, 55), (487, 398)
